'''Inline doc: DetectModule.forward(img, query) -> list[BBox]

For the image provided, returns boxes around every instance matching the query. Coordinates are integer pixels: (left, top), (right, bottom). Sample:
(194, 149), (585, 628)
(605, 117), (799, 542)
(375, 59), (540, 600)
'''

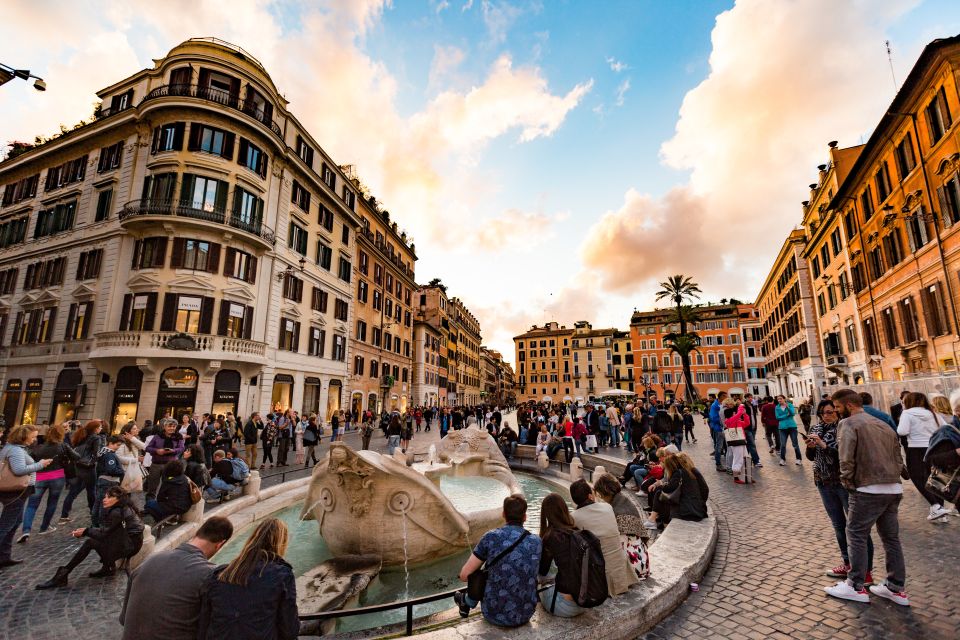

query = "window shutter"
(207, 243), (220, 273)
(92, 250), (102, 277)
(292, 321), (300, 352)
(120, 294), (132, 330)
(243, 306), (253, 339)
(144, 292), (158, 331)
(64, 303), (77, 340)
(229, 76), (241, 101)
(170, 238), (185, 268)
(153, 237), (168, 267)
(41, 308), (55, 343)
(81, 302), (93, 338)
(223, 247), (236, 277)
(76, 253), (86, 281)
(222, 132), (235, 161)
(937, 186), (951, 226)
(941, 87), (952, 127)
(238, 139), (248, 168)
(198, 68), (210, 90)
(214, 180), (228, 213)
(171, 122), (185, 150)
(187, 123), (201, 151)
(921, 288), (936, 337)
(180, 173), (195, 206)
(151, 127), (160, 154)
(926, 105), (937, 147)
(160, 292), (177, 331)
(258, 152), (268, 178)
(199, 296), (214, 334)
(217, 300), (230, 336)
(12, 312), (22, 344)
(132, 240), (142, 269)
(247, 255), (257, 284)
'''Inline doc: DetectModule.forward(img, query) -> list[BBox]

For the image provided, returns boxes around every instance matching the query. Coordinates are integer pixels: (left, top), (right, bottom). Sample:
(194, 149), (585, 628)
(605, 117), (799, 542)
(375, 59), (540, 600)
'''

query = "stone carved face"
(329, 448), (374, 517)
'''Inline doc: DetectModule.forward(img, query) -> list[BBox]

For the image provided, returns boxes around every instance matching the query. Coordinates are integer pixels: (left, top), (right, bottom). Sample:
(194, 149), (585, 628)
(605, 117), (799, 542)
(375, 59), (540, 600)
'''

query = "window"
(868, 248), (885, 281)
(237, 138), (268, 178)
(373, 289), (382, 310)
(0, 268), (17, 295)
(308, 327), (325, 357)
(334, 298), (348, 321)
(356, 320), (367, 342)
(0, 216), (28, 248)
(223, 248), (257, 283)
(13, 306), (57, 344)
(231, 187), (264, 230)
(45, 155), (87, 191)
(280, 319), (300, 352)
(372, 327), (382, 348)
(296, 135), (314, 167)
(291, 180), (311, 212)
(374, 264), (383, 285)
(109, 89), (134, 113)
(830, 228), (842, 256)
(811, 256), (821, 279)
(898, 297), (920, 344)
(817, 293), (826, 316)
(875, 161), (892, 203)
(925, 87), (952, 146)
(341, 224), (350, 245)
(282, 273), (303, 302)
(34, 200), (76, 238)
(316, 242), (332, 270)
(838, 271), (849, 299)
(882, 307), (899, 349)
(321, 163), (336, 190)
(827, 284), (837, 309)
(332, 335), (346, 361)
(151, 123), (185, 153)
(188, 123), (235, 159)
(94, 188), (113, 222)
(311, 287), (328, 313)
(921, 282), (951, 337)
(905, 210), (931, 252)
(23, 257), (66, 290)
(132, 237), (167, 269)
(357, 280), (368, 303)
(143, 172), (177, 202)
(860, 185), (874, 220)
(2, 173), (38, 206)
(175, 296), (204, 333)
(341, 186), (356, 210)
(338, 257), (351, 282)
(385, 299), (393, 317)
(180, 174), (228, 213)
(820, 243), (831, 270)
(895, 133), (916, 180)
(288, 222), (308, 255)
(386, 273), (393, 291)
(938, 174), (960, 227)
(76, 249), (103, 280)
(171, 239), (219, 272)
(354, 355), (365, 375)
(852, 262), (867, 293)
(882, 230), (905, 268)
(370, 360), (379, 378)
(97, 141), (124, 172)
(64, 301), (93, 340)
(359, 251), (369, 275)
(120, 292), (158, 331)
(319, 205), (334, 231)
(863, 318), (879, 355)
(218, 302), (251, 339)
(843, 209), (858, 239)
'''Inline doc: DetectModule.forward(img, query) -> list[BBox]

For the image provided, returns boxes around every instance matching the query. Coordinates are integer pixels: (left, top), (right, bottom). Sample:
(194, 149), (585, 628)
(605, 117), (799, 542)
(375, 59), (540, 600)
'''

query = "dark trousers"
(61, 470), (95, 517)
(562, 437), (575, 463)
(904, 447), (941, 506)
(817, 484), (873, 567)
(763, 424), (778, 449)
(671, 432), (683, 451)
(262, 443), (274, 465)
(684, 425), (696, 442)
(745, 428), (760, 465)
(0, 492), (27, 562)
(846, 491), (905, 591)
(277, 438), (290, 465)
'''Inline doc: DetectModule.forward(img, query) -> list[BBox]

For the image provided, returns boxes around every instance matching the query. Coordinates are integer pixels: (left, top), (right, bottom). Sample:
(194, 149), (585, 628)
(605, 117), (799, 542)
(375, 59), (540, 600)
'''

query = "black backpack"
(568, 529), (609, 608)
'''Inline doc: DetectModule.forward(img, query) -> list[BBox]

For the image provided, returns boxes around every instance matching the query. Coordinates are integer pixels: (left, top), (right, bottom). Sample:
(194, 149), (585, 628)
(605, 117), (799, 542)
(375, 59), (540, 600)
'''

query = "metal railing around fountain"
(299, 584), (553, 637)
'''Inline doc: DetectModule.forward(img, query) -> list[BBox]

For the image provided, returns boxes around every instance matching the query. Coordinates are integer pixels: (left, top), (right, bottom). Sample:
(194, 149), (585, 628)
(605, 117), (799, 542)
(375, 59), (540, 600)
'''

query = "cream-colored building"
(451, 297), (482, 405)
(416, 283), (451, 406)
(412, 320), (441, 407)
(0, 38), (362, 429)
(571, 321), (615, 400)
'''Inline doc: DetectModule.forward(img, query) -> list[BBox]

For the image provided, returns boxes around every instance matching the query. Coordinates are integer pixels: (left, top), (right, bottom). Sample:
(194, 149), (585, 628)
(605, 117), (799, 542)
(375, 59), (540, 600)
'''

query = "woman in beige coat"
(569, 479), (638, 595)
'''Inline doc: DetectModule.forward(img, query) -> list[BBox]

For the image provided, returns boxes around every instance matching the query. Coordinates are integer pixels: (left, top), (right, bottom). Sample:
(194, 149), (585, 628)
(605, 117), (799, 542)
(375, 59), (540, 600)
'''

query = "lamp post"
(0, 63), (46, 91)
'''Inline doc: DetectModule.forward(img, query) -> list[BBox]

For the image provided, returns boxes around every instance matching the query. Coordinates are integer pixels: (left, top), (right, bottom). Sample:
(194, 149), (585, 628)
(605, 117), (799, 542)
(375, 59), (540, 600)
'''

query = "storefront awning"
(274, 374), (295, 384)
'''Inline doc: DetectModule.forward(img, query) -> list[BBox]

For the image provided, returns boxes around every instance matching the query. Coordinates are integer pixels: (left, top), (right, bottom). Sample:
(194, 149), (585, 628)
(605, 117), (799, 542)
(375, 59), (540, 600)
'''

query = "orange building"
(630, 303), (754, 401)
(513, 321), (574, 402)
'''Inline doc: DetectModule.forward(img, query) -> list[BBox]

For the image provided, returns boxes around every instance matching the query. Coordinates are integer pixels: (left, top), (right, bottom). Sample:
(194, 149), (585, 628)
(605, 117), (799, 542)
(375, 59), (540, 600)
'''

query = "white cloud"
(481, 0), (522, 44)
(614, 78), (630, 107)
(462, 0), (474, 11)
(435, 0), (450, 13)
(428, 44), (466, 90)
(606, 56), (628, 72)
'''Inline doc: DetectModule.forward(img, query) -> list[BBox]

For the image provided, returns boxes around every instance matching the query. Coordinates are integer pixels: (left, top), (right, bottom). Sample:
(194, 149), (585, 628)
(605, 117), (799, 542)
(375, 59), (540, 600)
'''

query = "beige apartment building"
(514, 321), (574, 402)
(571, 321), (615, 399)
(349, 194), (417, 415)
(0, 38), (365, 429)
(417, 283), (451, 406)
(412, 319), (441, 407)
(451, 297), (482, 405)
(739, 308), (770, 398)
(801, 142), (868, 385)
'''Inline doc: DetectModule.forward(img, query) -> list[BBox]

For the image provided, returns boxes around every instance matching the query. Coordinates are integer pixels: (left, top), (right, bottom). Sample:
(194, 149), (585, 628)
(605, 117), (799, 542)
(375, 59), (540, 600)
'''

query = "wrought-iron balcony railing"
(120, 198), (276, 246)
(141, 83), (284, 139)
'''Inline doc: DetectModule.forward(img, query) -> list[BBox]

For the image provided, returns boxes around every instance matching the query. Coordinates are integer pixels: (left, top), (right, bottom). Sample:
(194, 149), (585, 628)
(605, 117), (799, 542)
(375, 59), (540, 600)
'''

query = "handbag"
(0, 448), (31, 493)
(926, 465), (960, 504)
(663, 473), (684, 505)
(187, 477), (202, 504)
(466, 530), (530, 602)
(723, 427), (747, 446)
(120, 460), (144, 492)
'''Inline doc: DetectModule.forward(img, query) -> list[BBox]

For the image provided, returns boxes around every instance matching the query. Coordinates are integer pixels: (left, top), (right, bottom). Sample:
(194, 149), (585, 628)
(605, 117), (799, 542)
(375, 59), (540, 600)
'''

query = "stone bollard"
(570, 457), (583, 481)
(537, 451), (549, 470)
(182, 497), (205, 524)
(128, 524), (155, 570)
(593, 465), (608, 481)
(243, 470), (262, 500)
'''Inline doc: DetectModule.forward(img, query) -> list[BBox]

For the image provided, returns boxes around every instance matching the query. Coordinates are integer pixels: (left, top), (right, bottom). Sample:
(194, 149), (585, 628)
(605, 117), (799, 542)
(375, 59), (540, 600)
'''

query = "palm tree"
(656, 275), (702, 404)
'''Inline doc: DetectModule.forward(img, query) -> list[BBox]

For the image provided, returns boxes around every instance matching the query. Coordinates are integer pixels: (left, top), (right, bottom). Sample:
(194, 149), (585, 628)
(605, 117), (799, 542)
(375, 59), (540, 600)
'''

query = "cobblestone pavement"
(0, 420), (447, 640)
(590, 418), (960, 640)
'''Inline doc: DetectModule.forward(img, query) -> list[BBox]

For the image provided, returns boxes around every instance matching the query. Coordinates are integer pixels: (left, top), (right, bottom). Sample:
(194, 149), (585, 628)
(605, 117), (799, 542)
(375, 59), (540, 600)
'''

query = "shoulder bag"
(0, 447), (31, 493)
(926, 424), (960, 503)
(662, 472), (684, 505)
(466, 530), (530, 602)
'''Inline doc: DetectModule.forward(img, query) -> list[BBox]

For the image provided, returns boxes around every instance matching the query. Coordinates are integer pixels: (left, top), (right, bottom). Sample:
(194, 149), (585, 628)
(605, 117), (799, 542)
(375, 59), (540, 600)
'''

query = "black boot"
(89, 563), (116, 578)
(36, 566), (70, 590)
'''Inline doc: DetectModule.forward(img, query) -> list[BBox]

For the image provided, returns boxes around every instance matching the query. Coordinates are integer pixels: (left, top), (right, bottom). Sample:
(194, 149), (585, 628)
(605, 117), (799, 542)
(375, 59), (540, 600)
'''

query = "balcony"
(2, 339), (94, 360)
(140, 84), (284, 140)
(120, 199), (276, 250)
(90, 331), (267, 364)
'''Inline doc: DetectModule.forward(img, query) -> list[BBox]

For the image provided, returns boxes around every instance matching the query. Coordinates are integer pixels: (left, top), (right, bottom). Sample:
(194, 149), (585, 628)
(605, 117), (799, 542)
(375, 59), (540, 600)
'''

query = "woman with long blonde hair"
(197, 518), (299, 639)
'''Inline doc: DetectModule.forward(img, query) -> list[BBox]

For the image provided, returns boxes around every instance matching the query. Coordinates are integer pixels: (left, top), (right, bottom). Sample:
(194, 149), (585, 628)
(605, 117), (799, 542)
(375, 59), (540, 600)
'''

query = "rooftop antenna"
(885, 40), (898, 94)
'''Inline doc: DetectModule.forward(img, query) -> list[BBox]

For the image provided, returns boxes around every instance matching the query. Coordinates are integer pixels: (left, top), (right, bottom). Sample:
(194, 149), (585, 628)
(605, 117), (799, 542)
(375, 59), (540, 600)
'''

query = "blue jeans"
(22, 477), (66, 534)
(500, 442), (517, 458)
(710, 429), (724, 466)
(540, 585), (584, 617)
(610, 426), (621, 447)
(745, 428), (760, 465)
(779, 428), (801, 461)
(387, 435), (401, 455)
(672, 433), (683, 451)
(61, 469), (95, 517)
(203, 477), (239, 501)
(0, 492), (27, 562)
(817, 484), (874, 567)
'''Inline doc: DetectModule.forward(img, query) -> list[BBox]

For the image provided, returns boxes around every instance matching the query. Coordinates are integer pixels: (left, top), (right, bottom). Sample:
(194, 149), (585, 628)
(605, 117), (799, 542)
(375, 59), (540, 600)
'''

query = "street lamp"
(0, 63), (46, 91)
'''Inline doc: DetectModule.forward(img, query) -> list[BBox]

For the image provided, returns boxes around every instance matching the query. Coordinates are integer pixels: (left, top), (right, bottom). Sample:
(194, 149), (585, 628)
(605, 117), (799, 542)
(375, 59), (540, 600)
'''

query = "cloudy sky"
(2, 0), (960, 362)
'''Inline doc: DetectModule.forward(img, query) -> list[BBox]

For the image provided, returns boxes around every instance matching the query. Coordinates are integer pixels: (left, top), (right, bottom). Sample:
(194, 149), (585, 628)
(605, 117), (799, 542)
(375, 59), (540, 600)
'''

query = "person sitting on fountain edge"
(204, 450), (239, 501)
(455, 495), (542, 627)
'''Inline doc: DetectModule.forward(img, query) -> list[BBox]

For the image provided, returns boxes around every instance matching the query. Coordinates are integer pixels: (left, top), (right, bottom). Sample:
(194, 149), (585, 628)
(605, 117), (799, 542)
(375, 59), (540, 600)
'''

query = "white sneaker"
(15, 533), (28, 544)
(37, 526), (57, 535)
(869, 583), (910, 606)
(643, 520), (658, 530)
(779, 460), (786, 466)
(795, 459), (802, 466)
(927, 504), (950, 521)
(824, 580), (870, 603)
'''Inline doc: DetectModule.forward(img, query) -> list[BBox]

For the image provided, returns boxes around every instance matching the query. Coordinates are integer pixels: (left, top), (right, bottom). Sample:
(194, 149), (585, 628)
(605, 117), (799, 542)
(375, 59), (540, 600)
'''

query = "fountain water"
(427, 444), (438, 466)
(400, 513), (411, 599)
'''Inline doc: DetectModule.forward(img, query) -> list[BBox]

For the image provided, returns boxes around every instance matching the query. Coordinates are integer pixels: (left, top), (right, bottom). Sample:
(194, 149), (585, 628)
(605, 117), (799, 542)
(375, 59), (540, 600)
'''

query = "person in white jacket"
(896, 392), (949, 521)
(117, 423), (146, 509)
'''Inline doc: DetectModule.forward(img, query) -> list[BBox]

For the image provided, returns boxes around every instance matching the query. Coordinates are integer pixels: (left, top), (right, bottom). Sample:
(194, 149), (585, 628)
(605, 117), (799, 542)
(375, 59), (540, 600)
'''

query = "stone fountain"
(300, 420), (521, 565)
